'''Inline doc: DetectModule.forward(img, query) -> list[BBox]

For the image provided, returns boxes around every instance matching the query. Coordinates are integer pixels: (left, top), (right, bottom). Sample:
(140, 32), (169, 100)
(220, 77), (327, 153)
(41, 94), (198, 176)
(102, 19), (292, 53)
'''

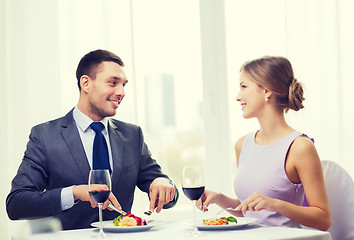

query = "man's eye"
(109, 82), (117, 86)
(241, 84), (246, 88)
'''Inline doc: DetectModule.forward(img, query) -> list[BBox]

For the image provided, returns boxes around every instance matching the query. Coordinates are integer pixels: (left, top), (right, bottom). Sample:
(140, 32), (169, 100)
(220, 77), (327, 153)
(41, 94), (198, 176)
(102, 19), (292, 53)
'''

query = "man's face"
(86, 61), (128, 121)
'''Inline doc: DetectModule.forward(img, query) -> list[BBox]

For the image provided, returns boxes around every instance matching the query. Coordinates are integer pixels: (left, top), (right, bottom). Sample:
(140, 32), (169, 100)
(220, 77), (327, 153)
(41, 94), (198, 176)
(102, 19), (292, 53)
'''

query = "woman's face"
(236, 70), (267, 119)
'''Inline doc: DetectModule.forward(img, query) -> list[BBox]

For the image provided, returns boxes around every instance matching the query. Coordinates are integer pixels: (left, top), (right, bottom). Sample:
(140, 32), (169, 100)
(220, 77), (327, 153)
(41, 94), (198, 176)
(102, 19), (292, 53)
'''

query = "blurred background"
(1, 0), (353, 239)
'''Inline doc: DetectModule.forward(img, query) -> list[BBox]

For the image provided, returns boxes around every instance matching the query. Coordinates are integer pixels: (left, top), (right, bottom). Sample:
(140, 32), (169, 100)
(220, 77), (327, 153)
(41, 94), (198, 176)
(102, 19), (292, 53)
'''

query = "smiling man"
(6, 49), (178, 230)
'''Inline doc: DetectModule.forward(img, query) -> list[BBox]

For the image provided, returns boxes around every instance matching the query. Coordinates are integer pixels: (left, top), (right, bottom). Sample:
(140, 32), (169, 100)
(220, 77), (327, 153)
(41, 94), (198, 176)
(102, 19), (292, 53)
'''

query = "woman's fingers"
(236, 192), (266, 214)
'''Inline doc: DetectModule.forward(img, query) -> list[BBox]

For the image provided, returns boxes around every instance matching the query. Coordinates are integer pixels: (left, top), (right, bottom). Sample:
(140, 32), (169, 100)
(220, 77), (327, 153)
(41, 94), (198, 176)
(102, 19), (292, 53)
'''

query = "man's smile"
(109, 98), (122, 108)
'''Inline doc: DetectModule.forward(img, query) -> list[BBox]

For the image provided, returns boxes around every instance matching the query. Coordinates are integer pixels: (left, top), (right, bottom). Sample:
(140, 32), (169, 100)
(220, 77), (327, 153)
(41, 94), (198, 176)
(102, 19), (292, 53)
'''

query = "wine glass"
(182, 166), (205, 237)
(88, 169), (111, 238)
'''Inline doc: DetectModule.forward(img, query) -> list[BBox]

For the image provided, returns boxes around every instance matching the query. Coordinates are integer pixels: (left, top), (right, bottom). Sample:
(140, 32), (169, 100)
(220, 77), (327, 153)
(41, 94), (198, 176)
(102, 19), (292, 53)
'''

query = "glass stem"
(98, 203), (104, 236)
(192, 200), (197, 233)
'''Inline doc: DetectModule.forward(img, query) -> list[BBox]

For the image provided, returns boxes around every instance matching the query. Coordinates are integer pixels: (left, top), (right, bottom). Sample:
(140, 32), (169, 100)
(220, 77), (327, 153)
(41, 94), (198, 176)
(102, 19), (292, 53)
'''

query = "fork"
(108, 203), (127, 216)
(109, 203), (153, 218)
(216, 207), (242, 215)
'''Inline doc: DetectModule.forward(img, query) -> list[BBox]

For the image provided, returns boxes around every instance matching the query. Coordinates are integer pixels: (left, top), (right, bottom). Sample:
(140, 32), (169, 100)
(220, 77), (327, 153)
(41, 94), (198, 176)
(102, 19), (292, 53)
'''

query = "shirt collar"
(73, 106), (109, 133)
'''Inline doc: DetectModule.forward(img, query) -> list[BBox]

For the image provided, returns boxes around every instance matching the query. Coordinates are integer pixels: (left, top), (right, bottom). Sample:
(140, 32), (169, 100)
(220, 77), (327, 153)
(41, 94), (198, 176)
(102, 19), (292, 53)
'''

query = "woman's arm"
(284, 136), (331, 230)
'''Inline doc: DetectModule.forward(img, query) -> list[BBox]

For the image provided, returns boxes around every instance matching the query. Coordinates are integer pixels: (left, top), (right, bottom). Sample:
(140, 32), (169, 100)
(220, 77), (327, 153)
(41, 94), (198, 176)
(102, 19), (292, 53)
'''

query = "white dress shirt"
(60, 106), (113, 210)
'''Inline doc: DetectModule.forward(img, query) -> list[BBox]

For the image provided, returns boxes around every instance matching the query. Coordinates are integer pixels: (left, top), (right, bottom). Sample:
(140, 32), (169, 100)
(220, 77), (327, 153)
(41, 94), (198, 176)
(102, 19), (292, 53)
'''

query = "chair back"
(321, 160), (354, 240)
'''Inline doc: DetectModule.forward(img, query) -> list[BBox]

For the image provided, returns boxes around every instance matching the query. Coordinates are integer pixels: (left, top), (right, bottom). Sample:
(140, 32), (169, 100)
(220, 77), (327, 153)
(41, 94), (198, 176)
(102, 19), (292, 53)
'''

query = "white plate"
(91, 220), (158, 232)
(185, 217), (258, 230)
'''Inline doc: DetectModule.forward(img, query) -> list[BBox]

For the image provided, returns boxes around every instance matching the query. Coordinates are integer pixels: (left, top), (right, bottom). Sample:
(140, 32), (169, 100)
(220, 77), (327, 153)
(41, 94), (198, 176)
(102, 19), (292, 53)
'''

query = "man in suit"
(6, 49), (178, 230)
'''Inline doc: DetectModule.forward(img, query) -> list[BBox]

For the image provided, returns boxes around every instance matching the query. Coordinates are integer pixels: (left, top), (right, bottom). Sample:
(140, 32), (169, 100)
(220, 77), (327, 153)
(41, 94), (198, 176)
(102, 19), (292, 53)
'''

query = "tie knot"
(90, 122), (105, 133)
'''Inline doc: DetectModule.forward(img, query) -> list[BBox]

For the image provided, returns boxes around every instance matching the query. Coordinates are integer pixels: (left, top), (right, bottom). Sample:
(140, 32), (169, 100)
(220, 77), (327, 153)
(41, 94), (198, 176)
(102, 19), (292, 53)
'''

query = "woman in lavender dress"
(196, 56), (331, 231)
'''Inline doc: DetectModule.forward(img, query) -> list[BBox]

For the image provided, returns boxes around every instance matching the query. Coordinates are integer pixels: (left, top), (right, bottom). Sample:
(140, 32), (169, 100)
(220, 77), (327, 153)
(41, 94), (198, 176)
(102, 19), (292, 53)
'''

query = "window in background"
(225, 0), (286, 158)
(131, 0), (205, 209)
(225, 0), (354, 179)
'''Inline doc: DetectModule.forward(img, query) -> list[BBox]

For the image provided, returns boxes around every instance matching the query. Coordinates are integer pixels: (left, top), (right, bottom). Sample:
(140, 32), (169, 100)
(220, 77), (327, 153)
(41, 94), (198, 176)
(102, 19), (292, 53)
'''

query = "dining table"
(23, 217), (332, 240)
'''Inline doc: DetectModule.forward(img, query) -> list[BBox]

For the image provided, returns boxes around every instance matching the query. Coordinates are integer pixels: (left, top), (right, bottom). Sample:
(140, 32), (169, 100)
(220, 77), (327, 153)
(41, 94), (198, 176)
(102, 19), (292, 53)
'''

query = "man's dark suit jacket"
(6, 109), (177, 230)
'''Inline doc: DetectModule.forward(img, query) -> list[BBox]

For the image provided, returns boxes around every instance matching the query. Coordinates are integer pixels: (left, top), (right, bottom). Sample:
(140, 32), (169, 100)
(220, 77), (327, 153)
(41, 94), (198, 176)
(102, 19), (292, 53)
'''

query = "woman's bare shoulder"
(289, 135), (321, 169)
(291, 135), (317, 156)
(234, 135), (246, 152)
(234, 135), (247, 167)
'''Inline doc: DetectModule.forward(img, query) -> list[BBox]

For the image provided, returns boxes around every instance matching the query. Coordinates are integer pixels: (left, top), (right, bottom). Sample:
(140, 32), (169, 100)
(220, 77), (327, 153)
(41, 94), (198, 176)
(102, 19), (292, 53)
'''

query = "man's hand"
(149, 178), (175, 213)
(73, 185), (122, 211)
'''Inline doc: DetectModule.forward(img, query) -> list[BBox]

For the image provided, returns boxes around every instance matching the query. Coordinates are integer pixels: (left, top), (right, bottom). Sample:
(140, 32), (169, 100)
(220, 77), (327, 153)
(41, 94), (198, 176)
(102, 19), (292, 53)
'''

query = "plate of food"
(91, 212), (158, 232)
(185, 216), (258, 230)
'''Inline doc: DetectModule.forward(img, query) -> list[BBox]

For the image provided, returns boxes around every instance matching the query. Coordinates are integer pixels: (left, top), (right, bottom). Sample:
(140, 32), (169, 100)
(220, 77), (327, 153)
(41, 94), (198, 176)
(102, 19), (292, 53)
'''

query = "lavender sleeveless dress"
(233, 131), (306, 228)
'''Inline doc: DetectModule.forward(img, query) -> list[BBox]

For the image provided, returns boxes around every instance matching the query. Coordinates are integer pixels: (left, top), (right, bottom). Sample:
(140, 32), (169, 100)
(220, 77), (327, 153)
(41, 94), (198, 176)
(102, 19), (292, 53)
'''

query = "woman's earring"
(265, 97), (269, 102)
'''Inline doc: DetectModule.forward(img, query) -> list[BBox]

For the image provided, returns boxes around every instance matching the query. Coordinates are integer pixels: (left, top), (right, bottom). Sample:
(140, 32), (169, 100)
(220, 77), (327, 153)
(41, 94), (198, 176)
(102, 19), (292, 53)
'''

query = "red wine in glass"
(182, 166), (205, 237)
(88, 169), (111, 238)
(182, 186), (205, 201)
(89, 190), (111, 204)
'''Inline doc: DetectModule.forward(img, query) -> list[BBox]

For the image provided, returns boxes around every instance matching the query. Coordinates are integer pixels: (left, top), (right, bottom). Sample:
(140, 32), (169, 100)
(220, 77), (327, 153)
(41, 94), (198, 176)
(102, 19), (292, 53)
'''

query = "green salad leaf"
(226, 216), (237, 223)
(113, 214), (123, 226)
(220, 216), (237, 223)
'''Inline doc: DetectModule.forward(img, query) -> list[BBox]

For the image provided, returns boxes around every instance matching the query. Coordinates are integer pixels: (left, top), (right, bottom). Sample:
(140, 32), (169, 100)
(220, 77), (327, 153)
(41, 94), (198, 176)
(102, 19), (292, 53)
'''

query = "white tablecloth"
(24, 220), (332, 240)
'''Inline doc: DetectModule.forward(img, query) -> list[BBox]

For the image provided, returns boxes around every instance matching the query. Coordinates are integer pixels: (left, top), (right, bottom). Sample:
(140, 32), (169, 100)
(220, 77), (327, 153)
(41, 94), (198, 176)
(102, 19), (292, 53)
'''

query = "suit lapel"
(108, 119), (124, 183)
(61, 109), (91, 182)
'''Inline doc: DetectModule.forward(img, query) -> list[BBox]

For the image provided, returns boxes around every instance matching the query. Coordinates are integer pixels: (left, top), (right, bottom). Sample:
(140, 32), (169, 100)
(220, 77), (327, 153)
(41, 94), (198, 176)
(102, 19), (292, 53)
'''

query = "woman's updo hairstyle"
(240, 56), (305, 112)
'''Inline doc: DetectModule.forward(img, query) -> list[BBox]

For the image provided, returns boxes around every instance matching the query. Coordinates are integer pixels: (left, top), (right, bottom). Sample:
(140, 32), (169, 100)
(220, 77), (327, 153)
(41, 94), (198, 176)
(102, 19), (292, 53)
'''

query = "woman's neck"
(256, 109), (294, 145)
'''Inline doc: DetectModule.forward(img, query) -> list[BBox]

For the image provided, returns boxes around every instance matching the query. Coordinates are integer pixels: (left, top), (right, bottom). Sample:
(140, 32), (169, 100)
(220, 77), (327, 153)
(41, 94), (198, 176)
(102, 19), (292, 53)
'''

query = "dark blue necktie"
(90, 122), (111, 173)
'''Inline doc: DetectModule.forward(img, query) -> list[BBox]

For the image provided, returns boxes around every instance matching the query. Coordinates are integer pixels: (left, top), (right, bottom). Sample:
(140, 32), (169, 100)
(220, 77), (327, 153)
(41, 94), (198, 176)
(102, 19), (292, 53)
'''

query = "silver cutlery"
(108, 203), (153, 222)
(143, 210), (152, 216)
(216, 207), (243, 216)
(108, 203), (127, 216)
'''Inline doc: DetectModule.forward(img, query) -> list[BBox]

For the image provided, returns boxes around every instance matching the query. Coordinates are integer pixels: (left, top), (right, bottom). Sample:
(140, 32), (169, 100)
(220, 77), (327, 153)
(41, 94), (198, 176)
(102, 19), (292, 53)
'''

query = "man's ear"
(80, 75), (90, 93)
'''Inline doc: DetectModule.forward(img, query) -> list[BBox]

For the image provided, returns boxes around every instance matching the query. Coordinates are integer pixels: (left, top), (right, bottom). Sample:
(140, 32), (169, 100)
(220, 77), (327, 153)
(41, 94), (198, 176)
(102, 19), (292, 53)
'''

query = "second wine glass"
(182, 166), (205, 237)
(88, 169), (111, 238)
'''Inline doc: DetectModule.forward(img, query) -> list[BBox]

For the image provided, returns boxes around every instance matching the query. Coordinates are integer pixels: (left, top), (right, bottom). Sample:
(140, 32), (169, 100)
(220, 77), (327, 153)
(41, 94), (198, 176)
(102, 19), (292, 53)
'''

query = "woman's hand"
(196, 190), (220, 212)
(236, 192), (279, 215)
